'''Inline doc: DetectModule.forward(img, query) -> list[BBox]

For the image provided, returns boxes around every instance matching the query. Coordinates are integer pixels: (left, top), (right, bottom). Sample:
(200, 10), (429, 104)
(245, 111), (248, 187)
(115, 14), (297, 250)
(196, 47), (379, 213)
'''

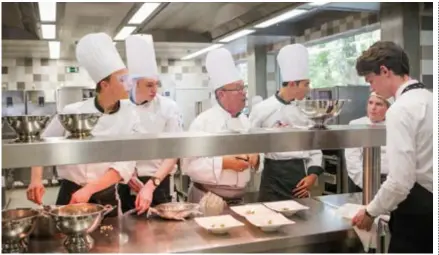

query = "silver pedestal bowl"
(46, 203), (115, 253)
(3, 115), (52, 143)
(2, 208), (39, 253)
(58, 113), (102, 139)
(294, 100), (350, 129)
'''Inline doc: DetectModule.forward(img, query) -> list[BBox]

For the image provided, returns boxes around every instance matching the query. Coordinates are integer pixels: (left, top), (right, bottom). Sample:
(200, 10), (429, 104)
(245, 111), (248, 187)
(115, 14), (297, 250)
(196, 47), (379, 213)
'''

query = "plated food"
(245, 213), (295, 232)
(230, 204), (276, 218)
(262, 200), (309, 217)
(194, 215), (245, 235)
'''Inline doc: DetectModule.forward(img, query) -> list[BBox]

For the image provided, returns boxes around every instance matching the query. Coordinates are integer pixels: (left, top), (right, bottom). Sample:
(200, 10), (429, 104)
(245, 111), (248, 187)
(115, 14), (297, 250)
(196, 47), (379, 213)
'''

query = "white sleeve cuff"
(256, 154), (264, 173)
(213, 157), (223, 182)
(109, 161), (136, 184)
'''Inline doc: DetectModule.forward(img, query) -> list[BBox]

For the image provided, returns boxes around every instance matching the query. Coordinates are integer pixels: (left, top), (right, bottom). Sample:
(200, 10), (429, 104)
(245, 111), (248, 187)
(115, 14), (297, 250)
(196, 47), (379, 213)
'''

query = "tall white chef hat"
(277, 44), (309, 82)
(76, 32), (126, 83)
(206, 48), (242, 90)
(370, 92), (394, 106)
(125, 34), (159, 80)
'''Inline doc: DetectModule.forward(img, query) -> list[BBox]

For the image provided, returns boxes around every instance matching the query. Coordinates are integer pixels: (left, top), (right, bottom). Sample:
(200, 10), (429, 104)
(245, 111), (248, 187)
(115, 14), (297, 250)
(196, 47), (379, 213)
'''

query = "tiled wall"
(419, 12), (433, 89)
(1, 58), (209, 92)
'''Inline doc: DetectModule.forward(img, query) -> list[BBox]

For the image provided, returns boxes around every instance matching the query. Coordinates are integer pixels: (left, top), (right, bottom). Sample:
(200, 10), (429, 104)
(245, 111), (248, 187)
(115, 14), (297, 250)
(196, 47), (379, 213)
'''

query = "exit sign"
(66, 66), (79, 73)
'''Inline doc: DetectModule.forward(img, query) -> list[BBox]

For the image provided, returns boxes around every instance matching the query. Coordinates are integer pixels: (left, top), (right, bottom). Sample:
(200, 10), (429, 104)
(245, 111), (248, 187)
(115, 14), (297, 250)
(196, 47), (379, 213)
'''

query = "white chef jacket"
(182, 104), (264, 188)
(367, 79), (433, 216)
(345, 116), (389, 189)
(249, 94), (323, 169)
(41, 98), (143, 186)
(133, 95), (183, 177)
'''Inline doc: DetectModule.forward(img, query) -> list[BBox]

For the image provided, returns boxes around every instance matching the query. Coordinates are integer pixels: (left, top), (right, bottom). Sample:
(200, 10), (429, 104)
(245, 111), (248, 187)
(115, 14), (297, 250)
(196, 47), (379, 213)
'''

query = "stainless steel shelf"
(2, 125), (385, 168)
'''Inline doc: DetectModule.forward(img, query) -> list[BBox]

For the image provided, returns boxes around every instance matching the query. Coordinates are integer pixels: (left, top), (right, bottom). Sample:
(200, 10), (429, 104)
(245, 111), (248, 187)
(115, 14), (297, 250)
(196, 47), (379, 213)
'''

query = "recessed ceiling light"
(38, 2), (57, 22)
(254, 9), (308, 29)
(128, 3), (161, 25)
(219, 29), (255, 43)
(181, 44), (223, 60)
(114, 26), (137, 41)
(41, 24), (56, 39)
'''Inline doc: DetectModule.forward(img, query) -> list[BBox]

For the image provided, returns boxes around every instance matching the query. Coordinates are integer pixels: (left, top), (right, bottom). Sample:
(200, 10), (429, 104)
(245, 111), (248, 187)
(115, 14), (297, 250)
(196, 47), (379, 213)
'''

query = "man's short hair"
(95, 75), (111, 93)
(356, 41), (410, 77)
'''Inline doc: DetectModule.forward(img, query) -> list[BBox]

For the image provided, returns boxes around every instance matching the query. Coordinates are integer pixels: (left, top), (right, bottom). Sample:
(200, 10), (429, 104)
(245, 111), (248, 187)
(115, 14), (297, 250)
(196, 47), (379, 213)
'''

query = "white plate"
(263, 200), (310, 217)
(230, 204), (276, 218)
(194, 215), (245, 235)
(246, 213), (296, 232)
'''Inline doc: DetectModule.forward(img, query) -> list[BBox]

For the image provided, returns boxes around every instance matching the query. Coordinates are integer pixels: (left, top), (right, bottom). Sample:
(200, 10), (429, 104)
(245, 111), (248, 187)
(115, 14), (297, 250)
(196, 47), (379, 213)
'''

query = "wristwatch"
(151, 177), (161, 187)
(365, 209), (375, 218)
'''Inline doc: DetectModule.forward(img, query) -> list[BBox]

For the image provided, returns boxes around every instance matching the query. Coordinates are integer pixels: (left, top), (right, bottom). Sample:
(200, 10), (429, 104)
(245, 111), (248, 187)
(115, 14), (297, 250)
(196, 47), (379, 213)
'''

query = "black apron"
(387, 82), (433, 253)
(117, 175), (172, 213)
(55, 179), (119, 217)
(258, 158), (306, 202)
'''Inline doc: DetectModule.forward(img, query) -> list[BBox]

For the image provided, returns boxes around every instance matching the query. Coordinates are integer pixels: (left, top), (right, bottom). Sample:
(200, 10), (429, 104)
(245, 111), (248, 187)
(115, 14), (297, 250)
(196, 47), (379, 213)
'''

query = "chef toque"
(76, 32), (126, 83)
(277, 44), (309, 82)
(251, 95), (263, 106)
(126, 34), (159, 80)
(206, 48), (242, 90)
(370, 92), (394, 106)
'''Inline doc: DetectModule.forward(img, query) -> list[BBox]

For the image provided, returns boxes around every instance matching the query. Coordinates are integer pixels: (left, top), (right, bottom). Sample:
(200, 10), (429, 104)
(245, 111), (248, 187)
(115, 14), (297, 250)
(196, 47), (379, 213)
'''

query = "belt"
(193, 182), (244, 206)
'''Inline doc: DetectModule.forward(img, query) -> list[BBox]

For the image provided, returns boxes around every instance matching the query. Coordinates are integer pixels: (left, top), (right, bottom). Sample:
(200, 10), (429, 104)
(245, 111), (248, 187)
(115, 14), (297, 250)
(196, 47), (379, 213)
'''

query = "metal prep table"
(26, 196), (362, 253)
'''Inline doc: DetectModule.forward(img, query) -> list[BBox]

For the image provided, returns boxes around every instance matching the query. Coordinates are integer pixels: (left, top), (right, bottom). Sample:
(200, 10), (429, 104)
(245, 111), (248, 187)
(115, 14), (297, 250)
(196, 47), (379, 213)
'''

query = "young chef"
(351, 41), (433, 253)
(182, 48), (263, 204)
(117, 34), (183, 215)
(26, 33), (141, 211)
(249, 44), (324, 202)
(345, 92), (391, 192)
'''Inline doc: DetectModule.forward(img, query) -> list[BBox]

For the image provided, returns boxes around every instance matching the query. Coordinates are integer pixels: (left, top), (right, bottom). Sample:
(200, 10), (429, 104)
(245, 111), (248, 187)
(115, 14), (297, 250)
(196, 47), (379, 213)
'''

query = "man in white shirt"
(182, 48), (263, 204)
(250, 44), (324, 202)
(117, 34), (183, 214)
(26, 33), (140, 213)
(352, 41), (433, 253)
(345, 92), (391, 192)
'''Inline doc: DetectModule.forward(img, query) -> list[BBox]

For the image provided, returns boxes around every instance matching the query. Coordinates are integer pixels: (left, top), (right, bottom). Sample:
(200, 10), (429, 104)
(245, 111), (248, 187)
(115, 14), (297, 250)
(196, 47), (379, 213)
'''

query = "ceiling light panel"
(41, 24), (56, 39)
(219, 29), (255, 43)
(181, 44), (223, 60)
(38, 2), (57, 22)
(114, 26), (137, 41)
(254, 9), (308, 28)
(128, 3), (161, 24)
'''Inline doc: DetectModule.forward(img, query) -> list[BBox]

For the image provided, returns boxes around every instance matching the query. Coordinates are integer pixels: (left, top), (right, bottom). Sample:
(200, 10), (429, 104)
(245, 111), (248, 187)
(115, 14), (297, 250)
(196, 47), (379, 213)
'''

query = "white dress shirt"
(345, 116), (389, 189)
(182, 105), (264, 188)
(42, 98), (142, 186)
(367, 79), (433, 216)
(134, 95), (183, 177)
(249, 94), (323, 169)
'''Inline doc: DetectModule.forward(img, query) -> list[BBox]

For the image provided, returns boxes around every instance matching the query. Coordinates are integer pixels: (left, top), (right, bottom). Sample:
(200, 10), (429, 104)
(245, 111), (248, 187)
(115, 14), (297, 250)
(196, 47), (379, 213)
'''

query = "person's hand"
(135, 181), (155, 215)
(26, 181), (45, 205)
(223, 155), (250, 172)
(69, 186), (94, 204)
(292, 174), (317, 198)
(352, 209), (374, 231)
(248, 154), (259, 169)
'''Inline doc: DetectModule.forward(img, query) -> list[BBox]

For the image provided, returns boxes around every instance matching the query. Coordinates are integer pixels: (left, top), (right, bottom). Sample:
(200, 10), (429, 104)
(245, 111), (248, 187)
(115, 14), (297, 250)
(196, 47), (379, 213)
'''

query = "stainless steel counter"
(27, 197), (362, 253)
(314, 192), (363, 208)
(3, 125), (385, 168)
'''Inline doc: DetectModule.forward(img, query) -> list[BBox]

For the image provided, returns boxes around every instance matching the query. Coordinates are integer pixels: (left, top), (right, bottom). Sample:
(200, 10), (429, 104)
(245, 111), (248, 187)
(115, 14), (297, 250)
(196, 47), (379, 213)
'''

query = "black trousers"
(388, 183), (432, 253)
(55, 179), (118, 217)
(117, 175), (172, 213)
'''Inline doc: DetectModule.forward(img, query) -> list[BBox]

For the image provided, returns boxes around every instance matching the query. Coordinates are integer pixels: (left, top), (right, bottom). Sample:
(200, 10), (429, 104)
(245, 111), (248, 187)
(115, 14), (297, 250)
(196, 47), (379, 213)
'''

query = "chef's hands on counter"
(223, 154), (259, 172)
(352, 209), (374, 231)
(69, 186), (94, 204)
(292, 174), (317, 198)
(135, 180), (155, 214)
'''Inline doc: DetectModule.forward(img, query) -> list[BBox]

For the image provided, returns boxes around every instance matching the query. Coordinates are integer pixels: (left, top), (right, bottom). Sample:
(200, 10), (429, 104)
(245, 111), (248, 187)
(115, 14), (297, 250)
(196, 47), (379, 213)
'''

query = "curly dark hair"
(356, 41), (410, 77)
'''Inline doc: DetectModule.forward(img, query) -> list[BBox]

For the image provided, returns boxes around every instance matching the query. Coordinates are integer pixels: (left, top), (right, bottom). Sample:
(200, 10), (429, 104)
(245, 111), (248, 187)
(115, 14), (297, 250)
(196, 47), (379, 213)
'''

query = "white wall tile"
(420, 31), (433, 46)
(421, 60), (433, 75)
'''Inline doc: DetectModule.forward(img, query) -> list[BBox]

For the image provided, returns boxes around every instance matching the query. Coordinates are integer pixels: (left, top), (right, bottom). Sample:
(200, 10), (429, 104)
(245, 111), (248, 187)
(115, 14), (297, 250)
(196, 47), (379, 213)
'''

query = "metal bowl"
(2, 208), (39, 242)
(294, 100), (350, 128)
(47, 203), (114, 235)
(58, 113), (102, 139)
(3, 115), (52, 143)
(154, 202), (200, 213)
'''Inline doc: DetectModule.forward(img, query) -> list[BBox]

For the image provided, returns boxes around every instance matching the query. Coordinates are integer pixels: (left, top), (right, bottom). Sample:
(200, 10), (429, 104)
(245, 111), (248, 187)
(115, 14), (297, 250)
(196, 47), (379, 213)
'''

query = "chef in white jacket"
(345, 92), (391, 192)
(117, 34), (183, 214)
(26, 33), (141, 213)
(351, 41), (432, 253)
(250, 44), (324, 202)
(182, 48), (263, 205)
